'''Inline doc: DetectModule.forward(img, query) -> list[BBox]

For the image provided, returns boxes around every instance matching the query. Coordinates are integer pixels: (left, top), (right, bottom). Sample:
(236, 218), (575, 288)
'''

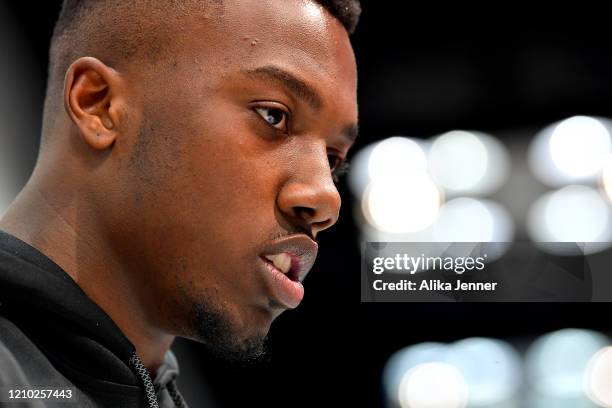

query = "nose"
(277, 155), (341, 237)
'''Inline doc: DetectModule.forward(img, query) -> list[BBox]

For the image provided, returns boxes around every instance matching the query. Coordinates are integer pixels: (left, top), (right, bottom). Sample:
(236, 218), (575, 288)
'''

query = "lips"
(259, 234), (318, 309)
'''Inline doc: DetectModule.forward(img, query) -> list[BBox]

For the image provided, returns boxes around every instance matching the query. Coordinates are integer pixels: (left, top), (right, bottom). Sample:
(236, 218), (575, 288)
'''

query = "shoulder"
(0, 314), (58, 389)
(0, 315), (36, 386)
(0, 314), (83, 387)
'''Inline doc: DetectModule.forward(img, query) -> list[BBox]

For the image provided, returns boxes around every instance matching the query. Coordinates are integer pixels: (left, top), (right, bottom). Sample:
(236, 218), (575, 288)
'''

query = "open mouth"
(261, 253), (299, 282)
(258, 234), (318, 309)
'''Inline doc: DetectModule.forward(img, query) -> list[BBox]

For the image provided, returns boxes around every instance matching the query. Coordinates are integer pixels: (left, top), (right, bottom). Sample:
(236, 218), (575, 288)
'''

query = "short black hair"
(314, 0), (361, 34)
(54, 0), (361, 40)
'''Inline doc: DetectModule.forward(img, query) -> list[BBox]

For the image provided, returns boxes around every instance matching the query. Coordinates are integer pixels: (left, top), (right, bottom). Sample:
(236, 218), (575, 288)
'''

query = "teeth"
(264, 253), (292, 274)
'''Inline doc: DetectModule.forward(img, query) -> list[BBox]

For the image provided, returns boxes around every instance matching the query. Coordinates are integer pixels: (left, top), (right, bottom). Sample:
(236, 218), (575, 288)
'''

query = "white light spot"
(433, 197), (514, 243)
(529, 116), (612, 186)
(428, 131), (510, 196)
(527, 185), (612, 254)
(526, 329), (610, 397)
(349, 137), (430, 199)
(448, 338), (522, 406)
(383, 343), (450, 405)
(398, 362), (468, 408)
(369, 137), (429, 181)
(363, 175), (441, 233)
(550, 116), (611, 179)
(585, 347), (612, 407)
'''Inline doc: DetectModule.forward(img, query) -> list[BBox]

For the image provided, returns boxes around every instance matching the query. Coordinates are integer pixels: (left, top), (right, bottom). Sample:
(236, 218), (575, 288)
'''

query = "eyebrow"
(242, 65), (359, 144)
(242, 65), (323, 111)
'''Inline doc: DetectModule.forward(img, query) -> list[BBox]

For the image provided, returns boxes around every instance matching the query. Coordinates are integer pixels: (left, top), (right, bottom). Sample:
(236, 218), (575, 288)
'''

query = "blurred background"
(2, 2), (612, 407)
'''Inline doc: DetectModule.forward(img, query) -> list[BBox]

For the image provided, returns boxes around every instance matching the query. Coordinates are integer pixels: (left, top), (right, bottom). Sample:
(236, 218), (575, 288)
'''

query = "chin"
(240, 303), (278, 337)
(174, 295), (273, 361)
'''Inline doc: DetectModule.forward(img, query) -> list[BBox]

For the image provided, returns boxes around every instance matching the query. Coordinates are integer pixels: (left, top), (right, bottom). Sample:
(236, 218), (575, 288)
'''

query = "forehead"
(176, 0), (357, 115)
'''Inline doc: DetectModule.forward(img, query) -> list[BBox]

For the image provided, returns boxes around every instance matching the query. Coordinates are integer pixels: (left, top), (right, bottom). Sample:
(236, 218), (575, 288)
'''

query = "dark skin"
(0, 0), (357, 374)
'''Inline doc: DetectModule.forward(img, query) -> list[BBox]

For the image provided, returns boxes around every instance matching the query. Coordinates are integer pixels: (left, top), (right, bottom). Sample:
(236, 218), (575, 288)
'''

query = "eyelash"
(330, 156), (350, 184)
(252, 105), (349, 183)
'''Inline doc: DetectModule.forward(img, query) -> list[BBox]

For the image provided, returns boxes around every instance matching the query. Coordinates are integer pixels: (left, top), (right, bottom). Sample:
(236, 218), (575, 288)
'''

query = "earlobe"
(64, 57), (121, 150)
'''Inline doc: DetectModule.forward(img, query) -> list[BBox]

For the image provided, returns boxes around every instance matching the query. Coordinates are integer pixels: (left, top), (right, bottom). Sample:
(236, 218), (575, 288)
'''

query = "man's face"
(103, 0), (357, 358)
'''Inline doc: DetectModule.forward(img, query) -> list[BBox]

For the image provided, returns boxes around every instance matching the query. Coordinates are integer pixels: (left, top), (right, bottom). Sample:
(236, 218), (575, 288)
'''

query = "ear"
(64, 57), (123, 150)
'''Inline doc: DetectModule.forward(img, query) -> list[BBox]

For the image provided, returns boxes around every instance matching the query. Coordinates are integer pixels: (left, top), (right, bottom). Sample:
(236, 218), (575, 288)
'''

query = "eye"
(254, 107), (288, 132)
(328, 154), (342, 172)
(328, 154), (349, 183)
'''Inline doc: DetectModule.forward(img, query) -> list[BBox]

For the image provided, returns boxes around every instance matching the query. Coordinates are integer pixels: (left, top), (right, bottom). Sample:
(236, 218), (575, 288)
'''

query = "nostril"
(294, 206), (316, 219)
(293, 205), (337, 233)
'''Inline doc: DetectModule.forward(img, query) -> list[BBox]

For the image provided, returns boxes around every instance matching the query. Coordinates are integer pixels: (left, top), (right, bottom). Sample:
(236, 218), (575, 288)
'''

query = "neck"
(0, 170), (174, 374)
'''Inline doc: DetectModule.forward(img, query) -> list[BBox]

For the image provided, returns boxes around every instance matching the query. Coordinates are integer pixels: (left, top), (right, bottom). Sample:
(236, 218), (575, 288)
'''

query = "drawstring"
(129, 352), (189, 408)
(129, 352), (160, 408)
(166, 379), (188, 408)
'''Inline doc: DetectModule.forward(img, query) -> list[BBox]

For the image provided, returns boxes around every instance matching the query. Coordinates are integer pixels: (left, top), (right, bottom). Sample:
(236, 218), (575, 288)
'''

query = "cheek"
(177, 106), (284, 219)
(123, 109), (282, 288)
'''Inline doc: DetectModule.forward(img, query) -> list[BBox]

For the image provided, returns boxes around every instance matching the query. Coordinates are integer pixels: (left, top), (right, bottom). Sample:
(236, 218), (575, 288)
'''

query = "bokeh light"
(383, 343), (450, 405)
(584, 346), (612, 407)
(550, 116), (611, 179)
(398, 362), (468, 408)
(349, 137), (430, 198)
(350, 137), (442, 234)
(384, 332), (612, 408)
(526, 392), (597, 408)
(363, 175), (441, 233)
(529, 116), (612, 186)
(601, 154), (612, 204)
(433, 197), (514, 243)
(383, 339), (522, 407)
(359, 222), (436, 245)
(351, 121), (612, 258)
(432, 198), (514, 261)
(428, 130), (510, 197)
(447, 338), (522, 406)
(527, 185), (612, 255)
(526, 329), (610, 398)
(369, 137), (429, 181)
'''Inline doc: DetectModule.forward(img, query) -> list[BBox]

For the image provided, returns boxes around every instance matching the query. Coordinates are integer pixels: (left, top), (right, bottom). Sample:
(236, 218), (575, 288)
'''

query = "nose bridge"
(301, 141), (332, 181)
(278, 141), (341, 233)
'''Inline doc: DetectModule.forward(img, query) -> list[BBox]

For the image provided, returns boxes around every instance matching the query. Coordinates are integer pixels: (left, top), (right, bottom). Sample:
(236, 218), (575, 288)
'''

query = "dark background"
(1, 3), (611, 407)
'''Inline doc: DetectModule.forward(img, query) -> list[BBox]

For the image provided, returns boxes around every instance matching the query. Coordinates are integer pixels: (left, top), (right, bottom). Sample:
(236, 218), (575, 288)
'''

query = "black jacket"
(0, 230), (188, 407)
